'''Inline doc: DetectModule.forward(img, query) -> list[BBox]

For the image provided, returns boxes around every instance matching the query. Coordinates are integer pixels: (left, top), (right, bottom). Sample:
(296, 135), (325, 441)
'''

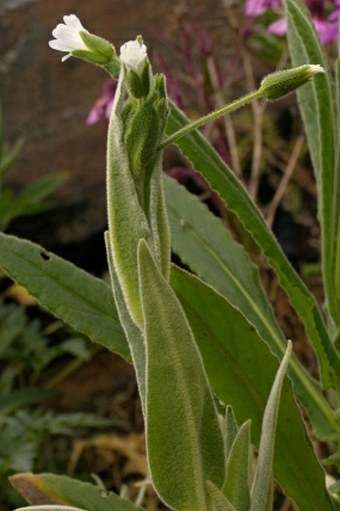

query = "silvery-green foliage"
(105, 39), (225, 510)
(2, 10), (338, 511)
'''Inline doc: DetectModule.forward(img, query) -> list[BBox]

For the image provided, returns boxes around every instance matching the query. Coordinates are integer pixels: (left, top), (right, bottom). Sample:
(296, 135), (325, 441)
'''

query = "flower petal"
(120, 40), (147, 76)
(49, 14), (89, 59)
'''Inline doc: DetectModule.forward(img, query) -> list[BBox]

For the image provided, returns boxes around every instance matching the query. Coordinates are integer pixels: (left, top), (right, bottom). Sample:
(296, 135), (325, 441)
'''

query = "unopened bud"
(120, 38), (151, 98)
(120, 39), (147, 77)
(260, 64), (325, 101)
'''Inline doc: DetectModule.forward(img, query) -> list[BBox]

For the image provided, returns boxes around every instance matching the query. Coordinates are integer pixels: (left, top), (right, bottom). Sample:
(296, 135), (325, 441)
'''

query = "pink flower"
(313, 15), (339, 43)
(86, 80), (117, 125)
(245, 0), (340, 45)
(245, 0), (281, 16)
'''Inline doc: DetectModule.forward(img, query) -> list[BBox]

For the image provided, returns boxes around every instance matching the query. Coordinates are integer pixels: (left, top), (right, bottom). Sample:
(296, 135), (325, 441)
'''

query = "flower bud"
(120, 38), (151, 98)
(260, 64), (325, 101)
(120, 39), (147, 76)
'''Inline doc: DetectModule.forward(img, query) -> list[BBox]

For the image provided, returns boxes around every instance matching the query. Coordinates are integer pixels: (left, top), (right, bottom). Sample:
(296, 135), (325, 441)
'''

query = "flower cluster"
(245, 0), (340, 45)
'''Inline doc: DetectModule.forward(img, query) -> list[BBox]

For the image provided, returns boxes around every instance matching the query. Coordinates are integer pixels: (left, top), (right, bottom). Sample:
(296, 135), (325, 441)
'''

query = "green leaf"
(0, 233), (129, 360)
(104, 232), (146, 410)
(284, 0), (340, 331)
(106, 73), (170, 328)
(250, 342), (292, 511)
(164, 176), (339, 441)
(14, 507), (86, 511)
(0, 186), (14, 231)
(10, 473), (145, 511)
(224, 406), (238, 460)
(206, 481), (236, 511)
(223, 420), (251, 511)
(171, 266), (335, 511)
(166, 100), (340, 390)
(0, 388), (55, 414)
(106, 80), (153, 327)
(0, 137), (24, 181)
(335, 57), (340, 334)
(9, 173), (67, 215)
(165, 175), (284, 346)
(138, 239), (225, 511)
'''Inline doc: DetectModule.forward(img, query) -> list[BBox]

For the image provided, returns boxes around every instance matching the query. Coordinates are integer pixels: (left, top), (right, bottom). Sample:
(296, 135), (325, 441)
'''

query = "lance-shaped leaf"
(206, 481), (236, 511)
(106, 77), (153, 327)
(166, 101), (340, 389)
(171, 266), (336, 511)
(104, 232), (146, 411)
(14, 507), (86, 511)
(10, 473), (145, 511)
(250, 342), (292, 511)
(223, 420), (251, 511)
(283, 0), (340, 332)
(224, 406), (239, 460)
(164, 176), (339, 441)
(138, 239), (225, 511)
(0, 233), (129, 359)
(106, 69), (170, 328)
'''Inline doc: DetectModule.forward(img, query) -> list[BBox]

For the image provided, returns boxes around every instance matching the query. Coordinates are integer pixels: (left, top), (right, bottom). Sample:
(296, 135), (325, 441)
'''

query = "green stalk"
(159, 89), (264, 149)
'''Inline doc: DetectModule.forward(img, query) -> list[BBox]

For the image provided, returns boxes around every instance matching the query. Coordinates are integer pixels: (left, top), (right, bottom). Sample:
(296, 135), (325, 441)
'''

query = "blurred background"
(0, 0), (239, 267)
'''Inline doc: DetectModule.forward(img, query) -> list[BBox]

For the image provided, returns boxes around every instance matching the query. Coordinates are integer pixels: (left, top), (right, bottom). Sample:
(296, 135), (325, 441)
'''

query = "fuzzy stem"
(159, 88), (264, 149)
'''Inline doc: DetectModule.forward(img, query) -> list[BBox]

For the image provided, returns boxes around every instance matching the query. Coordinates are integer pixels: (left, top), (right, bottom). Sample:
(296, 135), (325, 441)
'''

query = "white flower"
(49, 14), (89, 61)
(308, 64), (325, 75)
(119, 40), (147, 77)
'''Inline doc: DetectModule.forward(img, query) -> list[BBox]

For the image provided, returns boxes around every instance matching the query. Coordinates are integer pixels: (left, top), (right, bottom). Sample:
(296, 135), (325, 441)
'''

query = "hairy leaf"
(10, 473), (145, 511)
(166, 100), (340, 389)
(223, 420), (251, 511)
(138, 239), (225, 511)
(164, 176), (339, 441)
(0, 233), (129, 360)
(171, 267), (335, 511)
(284, 0), (340, 334)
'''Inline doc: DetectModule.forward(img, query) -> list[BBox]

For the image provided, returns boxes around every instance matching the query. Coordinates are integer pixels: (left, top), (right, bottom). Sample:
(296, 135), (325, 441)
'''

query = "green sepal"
(137, 239), (225, 511)
(259, 64), (324, 101)
(122, 75), (168, 202)
(79, 31), (116, 60)
(124, 61), (152, 98)
(103, 60), (120, 79)
(71, 49), (113, 66)
(121, 73), (170, 280)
